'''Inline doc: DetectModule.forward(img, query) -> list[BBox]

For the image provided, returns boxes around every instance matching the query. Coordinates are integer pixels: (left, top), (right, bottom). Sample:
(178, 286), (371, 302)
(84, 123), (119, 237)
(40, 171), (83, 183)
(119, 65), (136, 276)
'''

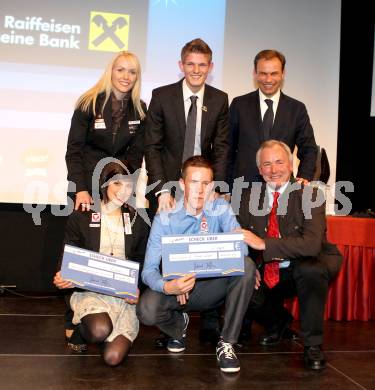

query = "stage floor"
(0, 295), (374, 390)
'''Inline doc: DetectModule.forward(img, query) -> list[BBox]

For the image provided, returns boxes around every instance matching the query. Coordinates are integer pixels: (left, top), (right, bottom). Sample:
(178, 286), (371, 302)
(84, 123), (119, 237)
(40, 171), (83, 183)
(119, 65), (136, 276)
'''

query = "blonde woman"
(66, 51), (146, 211)
(64, 52), (146, 348)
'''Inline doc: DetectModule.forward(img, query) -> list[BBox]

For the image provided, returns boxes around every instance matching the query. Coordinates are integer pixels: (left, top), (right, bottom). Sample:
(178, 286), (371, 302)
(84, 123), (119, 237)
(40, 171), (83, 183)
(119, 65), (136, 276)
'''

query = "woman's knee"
(103, 336), (131, 367)
(103, 349), (125, 367)
(80, 313), (113, 343)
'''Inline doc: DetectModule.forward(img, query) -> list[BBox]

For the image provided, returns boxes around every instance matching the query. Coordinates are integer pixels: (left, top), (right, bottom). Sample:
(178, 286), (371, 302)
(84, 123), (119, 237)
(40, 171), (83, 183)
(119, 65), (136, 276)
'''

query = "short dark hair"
(181, 38), (212, 63)
(99, 160), (134, 203)
(254, 49), (286, 72)
(181, 156), (213, 180)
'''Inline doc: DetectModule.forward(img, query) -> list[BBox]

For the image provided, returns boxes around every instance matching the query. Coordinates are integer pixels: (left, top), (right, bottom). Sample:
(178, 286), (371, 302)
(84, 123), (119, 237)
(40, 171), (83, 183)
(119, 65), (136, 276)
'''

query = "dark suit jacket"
(60, 206), (150, 291)
(229, 90), (318, 184)
(64, 206), (149, 262)
(144, 79), (229, 195)
(238, 182), (342, 280)
(66, 94), (146, 193)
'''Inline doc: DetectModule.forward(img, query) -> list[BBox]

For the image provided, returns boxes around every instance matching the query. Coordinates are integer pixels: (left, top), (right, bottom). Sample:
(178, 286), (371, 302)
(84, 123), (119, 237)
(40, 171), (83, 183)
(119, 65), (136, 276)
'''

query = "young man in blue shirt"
(137, 156), (256, 373)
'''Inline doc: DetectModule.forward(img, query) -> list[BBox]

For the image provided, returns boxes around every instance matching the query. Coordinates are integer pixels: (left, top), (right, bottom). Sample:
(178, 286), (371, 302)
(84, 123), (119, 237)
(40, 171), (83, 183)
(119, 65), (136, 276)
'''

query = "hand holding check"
(53, 271), (73, 289)
(163, 273), (196, 296)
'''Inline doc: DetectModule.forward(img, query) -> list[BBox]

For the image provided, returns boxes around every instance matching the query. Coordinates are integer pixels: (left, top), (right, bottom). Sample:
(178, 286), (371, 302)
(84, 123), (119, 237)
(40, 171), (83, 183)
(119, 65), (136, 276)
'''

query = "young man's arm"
(142, 213), (196, 295)
(141, 214), (166, 292)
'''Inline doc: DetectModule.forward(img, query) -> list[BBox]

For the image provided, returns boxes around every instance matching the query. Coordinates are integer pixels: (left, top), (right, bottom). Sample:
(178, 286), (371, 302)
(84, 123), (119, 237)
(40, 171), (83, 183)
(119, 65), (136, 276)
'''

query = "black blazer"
(229, 90), (318, 185)
(62, 206), (150, 286)
(144, 79), (229, 195)
(58, 207), (150, 291)
(66, 94), (147, 193)
(238, 182), (342, 280)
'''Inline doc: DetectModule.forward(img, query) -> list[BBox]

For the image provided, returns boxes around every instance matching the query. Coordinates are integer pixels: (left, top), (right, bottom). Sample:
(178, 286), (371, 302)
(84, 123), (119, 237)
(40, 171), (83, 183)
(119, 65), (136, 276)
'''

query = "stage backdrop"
(0, 0), (341, 204)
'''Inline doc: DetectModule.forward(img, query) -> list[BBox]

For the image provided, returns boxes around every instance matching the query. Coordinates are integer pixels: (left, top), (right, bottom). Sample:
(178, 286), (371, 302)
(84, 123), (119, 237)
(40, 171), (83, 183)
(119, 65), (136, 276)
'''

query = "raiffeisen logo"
(88, 11), (130, 52)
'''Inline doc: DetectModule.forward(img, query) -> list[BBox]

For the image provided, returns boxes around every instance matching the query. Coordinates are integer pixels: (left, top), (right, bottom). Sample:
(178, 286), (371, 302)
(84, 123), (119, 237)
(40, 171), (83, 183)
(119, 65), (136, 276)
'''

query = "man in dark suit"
(237, 140), (342, 370)
(144, 38), (229, 345)
(145, 38), (229, 213)
(229, 49), (318, 187)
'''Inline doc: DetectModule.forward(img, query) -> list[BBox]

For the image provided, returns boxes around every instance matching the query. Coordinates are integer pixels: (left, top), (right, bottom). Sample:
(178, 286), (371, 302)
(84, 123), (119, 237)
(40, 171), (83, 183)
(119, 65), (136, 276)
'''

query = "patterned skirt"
(70, 291), (139, 342)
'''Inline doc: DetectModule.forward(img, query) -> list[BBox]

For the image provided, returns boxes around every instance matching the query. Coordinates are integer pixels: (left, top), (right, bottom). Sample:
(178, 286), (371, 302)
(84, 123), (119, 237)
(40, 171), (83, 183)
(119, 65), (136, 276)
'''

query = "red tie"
(263, 191), (280, 289)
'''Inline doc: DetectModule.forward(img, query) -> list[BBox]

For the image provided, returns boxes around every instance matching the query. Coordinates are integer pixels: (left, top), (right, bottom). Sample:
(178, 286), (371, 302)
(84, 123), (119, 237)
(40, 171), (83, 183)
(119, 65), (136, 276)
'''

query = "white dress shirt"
(266, 182), (290, 268)
(259, 89), (281, 123)
(182, 79), (205, 156)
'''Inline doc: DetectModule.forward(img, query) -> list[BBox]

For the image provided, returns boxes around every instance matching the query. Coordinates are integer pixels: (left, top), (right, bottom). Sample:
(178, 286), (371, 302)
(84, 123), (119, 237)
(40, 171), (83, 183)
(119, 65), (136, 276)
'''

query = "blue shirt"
(142, 198), (242, 292)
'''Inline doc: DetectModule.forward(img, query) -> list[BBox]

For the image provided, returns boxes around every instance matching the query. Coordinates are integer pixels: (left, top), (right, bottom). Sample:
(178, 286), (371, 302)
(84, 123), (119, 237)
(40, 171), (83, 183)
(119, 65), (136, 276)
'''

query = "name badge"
(123, 213), (132, 235)
(128, 120), (140, 134)
(200, 215), (209, 233)
(91, 213), (101, 223)
(94, 118), (106, 129)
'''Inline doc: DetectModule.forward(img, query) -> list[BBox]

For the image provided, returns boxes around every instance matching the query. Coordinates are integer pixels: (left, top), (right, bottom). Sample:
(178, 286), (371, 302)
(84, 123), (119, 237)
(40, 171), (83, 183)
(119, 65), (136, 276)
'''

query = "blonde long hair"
(75, 51), (145, 119)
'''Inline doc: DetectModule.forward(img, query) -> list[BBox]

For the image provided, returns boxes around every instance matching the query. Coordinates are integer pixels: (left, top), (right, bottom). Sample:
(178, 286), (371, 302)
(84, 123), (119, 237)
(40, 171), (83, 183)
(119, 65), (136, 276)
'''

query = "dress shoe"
(154, 332), (169, 348)
(282, 327), (299, 341)
(304, 345), (326, 370)
(199, 328), (220, 345)
(259, 319), (297, 346)
(66, 328), (87, 353)
(259, 331), (282, 346)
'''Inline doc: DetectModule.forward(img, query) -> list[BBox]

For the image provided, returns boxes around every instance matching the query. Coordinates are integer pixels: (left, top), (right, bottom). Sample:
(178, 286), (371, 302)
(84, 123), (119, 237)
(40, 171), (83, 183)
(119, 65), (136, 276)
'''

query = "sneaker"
(216, 339), (240, 373)
(167, 338), (186, 353)
(167, 312), (189, 353)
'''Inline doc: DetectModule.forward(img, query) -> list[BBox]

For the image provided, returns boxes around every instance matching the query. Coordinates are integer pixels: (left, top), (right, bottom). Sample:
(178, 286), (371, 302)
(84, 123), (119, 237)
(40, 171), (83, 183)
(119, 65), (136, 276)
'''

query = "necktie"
(263, 191), (280, 289)
(262, 99), (274, 140)
(182, 95), (198, 163)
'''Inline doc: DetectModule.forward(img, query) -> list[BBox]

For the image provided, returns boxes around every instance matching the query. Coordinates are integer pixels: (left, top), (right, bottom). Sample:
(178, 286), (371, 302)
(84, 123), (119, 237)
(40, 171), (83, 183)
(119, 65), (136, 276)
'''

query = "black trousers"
(137, 258), (256, 344)
(249, 250), (342, 346)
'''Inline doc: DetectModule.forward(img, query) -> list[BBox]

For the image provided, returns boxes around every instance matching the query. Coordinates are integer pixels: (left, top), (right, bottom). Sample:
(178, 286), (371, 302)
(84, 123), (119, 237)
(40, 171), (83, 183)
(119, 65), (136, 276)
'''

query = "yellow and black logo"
(88, 11), (130, 52)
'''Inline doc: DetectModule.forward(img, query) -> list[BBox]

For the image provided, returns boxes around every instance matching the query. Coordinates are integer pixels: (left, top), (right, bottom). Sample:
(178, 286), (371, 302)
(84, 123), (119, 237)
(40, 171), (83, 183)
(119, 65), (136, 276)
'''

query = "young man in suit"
(144, 38), (230, 345)
(145, 38), (229, 214)
(229, 49), (318, 187)
(237, 140), (342, 370)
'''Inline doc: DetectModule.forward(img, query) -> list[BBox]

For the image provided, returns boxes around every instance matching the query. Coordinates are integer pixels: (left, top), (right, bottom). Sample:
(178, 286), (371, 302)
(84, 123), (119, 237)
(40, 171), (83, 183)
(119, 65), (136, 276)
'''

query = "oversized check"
(161, 232), (245, 279)
(61, 244), (139, 299)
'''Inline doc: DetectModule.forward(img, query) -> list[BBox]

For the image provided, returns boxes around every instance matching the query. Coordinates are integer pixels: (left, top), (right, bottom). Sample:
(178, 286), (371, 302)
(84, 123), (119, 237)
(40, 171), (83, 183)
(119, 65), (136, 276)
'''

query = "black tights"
(79, 312), (131, 366)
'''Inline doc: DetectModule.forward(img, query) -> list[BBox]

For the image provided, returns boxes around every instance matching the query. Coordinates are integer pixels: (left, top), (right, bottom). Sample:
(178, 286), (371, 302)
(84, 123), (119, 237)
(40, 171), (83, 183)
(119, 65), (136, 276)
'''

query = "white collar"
(259, 88), (281, 105)
(266, 181), (289, 198)
(182, 79), (205, 102)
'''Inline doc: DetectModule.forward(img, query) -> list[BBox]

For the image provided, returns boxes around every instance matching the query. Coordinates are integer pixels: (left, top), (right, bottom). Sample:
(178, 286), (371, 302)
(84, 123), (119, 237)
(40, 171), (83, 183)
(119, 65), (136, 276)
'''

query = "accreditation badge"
(200, 214), (209, 234)
(94, 118), (106, 129)
(128, 120), (140, 134)
(91, 212), (101, 223)
(90, 212), (101, 227)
